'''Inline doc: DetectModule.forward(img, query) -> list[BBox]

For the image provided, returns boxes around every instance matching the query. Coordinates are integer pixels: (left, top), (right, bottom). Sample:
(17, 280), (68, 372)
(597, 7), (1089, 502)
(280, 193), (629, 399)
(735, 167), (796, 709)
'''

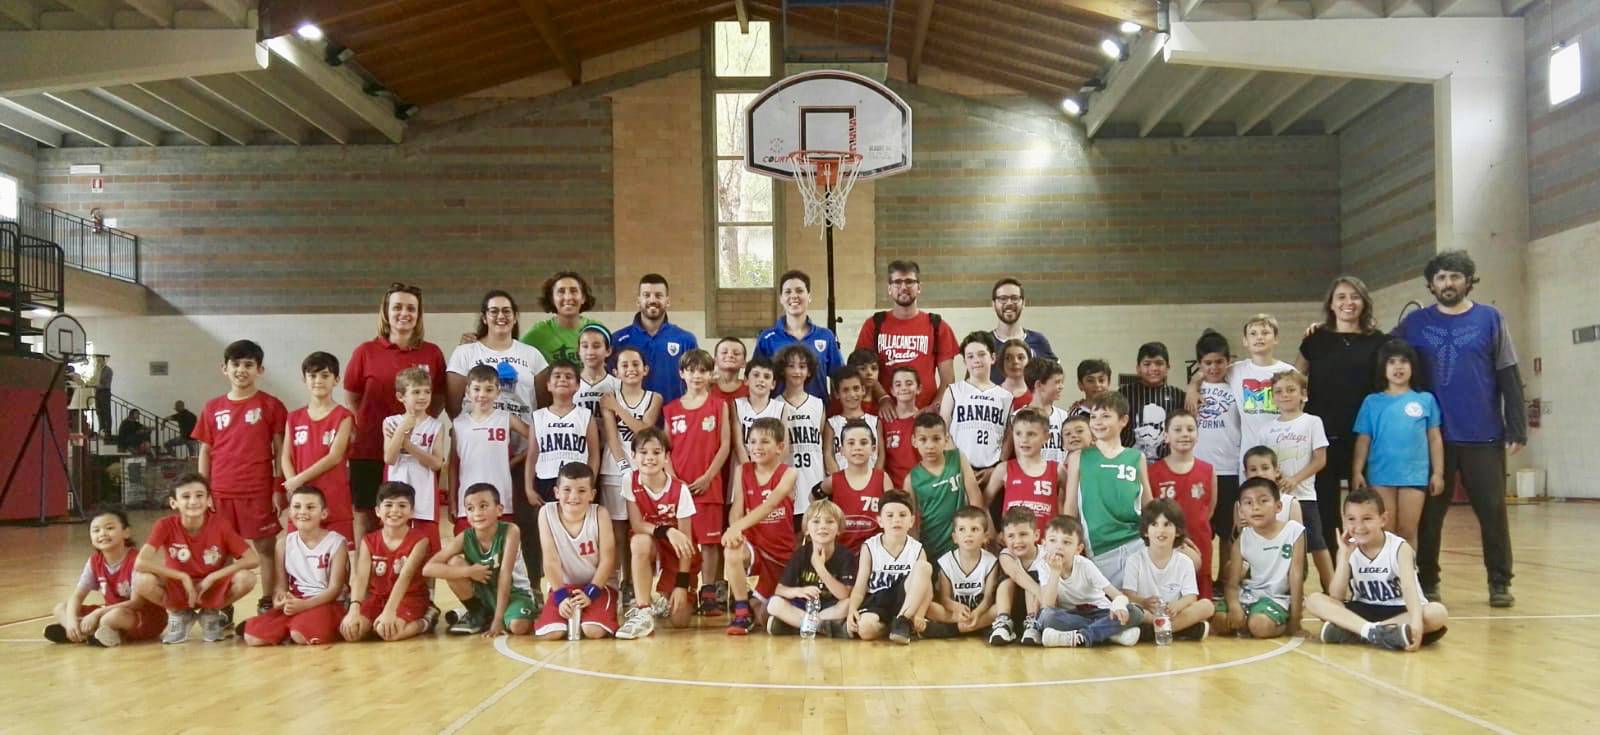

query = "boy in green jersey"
(424, 483), (536, 638)
(901, 413), (982, 562)
(1062, 392), (1153, 589)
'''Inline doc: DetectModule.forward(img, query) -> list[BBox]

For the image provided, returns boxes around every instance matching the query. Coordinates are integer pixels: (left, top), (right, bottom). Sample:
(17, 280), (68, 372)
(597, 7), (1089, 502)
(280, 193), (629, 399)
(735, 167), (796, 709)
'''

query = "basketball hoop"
(788, 150), (863, 231)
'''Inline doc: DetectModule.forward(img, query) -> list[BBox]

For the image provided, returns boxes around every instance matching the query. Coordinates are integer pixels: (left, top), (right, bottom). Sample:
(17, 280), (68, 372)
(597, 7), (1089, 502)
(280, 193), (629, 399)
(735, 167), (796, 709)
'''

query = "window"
(0, 174), (17, 220)
(1550, 42), (1582, 107)
(710, 21), (776, 289)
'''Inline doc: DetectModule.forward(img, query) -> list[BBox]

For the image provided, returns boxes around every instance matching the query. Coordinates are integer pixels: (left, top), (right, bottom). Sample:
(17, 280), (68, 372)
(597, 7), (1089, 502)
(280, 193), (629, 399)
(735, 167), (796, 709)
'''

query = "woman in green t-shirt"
(520, 271), (604, 366)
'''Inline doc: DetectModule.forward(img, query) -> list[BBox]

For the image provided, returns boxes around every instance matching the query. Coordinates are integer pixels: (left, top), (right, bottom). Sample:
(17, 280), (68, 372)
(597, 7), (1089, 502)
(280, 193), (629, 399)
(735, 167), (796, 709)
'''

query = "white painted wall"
(1525, 220), (1600, 498)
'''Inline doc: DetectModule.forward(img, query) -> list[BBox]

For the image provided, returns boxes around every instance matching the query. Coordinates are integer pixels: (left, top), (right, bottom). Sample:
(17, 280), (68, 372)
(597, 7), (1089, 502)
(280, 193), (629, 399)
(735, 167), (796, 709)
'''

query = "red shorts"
(283, 518), (355, 548)
(409, 519), (442, 553)
(744, 539), (792, 599)
(79, 603), (166, 641)
(690, 500), (725, 545)
(534, 586), (619, 637)
(359, 592), (430, 624)
(162, 573), (236, 611)
(215, 495), (280, 541)
(243, 602), (347, 645)
(651, 539), (703, 596)
(452, 514), (514, 536)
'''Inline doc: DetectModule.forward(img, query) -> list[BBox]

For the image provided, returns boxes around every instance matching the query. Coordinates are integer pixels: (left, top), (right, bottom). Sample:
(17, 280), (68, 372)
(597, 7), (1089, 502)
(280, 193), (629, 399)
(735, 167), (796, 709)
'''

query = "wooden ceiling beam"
(873, 8), (1103, 79)
(123, 0), (174, 27)
(1, 95), (119, 146)
(791, 14), (1083, 94)
(906, 0), (936, 84)
(264, 35), (406, 143)
(734, 0), (749, 31)
(1182, 70), (1257, 136)
(99, 83), (219, 145)
(0, 104), (63, 147)
(135, 78), (255, 145)
(516, 0), (582, 85)
(261, 0), (420, 38)
(1140, 67), (1211, 136)
(354, 9), (530, 68)
(45, 89), (164, 146)
(190, 73), (311, 144)
(1270, 76), (1351, 134)
(380, 40), (551, 93)
(1060, 0), (1156, 26)
(944, 0), (1110, 48)
(929, 1), (1105, 62)
(241, 66), (352, 144)
(336, 0), (509, 49)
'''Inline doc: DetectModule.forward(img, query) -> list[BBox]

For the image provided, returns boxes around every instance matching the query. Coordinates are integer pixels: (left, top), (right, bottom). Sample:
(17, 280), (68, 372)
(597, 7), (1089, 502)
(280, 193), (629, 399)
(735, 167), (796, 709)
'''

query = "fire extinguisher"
(89, 207), (105, 234)
(1527, 398), (1541, 429)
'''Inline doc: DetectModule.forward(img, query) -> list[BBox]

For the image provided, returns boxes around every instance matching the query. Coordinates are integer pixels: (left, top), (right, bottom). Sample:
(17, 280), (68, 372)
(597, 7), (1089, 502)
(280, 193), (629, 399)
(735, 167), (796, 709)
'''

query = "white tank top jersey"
(864, 534), (924, 594)
(601, 388), (657, 480)
(1239, 519), (1305, 607)
(455, 409), (514, 517)
(781, 394), (825, 514)
(285, 530), (347, 599)
(446, 340), (547, 455)
(383, 414), (442, 521)
(532, 405), (592, 480)
(1040, 405), (1071, 465)
(827, 413), (881, 471)
(735, 396), (786, 446)
(575, 374), (619, 419)
(1349, 532), (1421, 607)
(1276, 495), (1299, 524)
(539, 503), (601, 584)
(937, 548), (997, 608)
(948, 381), (1012, 468)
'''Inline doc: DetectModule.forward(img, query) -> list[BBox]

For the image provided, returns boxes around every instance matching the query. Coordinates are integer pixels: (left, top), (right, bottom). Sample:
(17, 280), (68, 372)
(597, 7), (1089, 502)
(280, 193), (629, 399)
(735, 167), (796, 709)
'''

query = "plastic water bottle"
(1153, 599), (1173, 646)
(799, 596), (822, 639)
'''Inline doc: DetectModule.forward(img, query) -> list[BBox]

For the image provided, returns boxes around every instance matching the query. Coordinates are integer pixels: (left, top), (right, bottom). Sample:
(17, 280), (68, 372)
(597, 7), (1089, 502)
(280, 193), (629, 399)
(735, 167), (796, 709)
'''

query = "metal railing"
(12, 203), (140, 283)
(84, 390), (192, 458)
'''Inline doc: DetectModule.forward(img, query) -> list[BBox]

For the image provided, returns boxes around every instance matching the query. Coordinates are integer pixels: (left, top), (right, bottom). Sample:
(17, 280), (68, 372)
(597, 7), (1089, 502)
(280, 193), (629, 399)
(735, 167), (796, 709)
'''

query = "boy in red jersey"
(663, 349), (731, 612)
(193, 339), (286, 615)
(1146, 411), (1216, 599)
(342, 482), (437, 641)
(880, 366), (922, 488)
(821, 418), (885, 553)
(46, 510), (167, 647)
(985, 409), (1062, 537)
(617, 428), (699, 639)
(282, 351), (356, 543)
(132, 474), (261, 644)
(722, 417), (799, 634)
(243, 487), (349, 646)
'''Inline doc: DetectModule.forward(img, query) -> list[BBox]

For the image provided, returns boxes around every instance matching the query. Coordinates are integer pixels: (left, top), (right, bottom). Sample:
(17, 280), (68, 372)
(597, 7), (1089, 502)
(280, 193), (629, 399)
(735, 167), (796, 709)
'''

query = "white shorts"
(600, 479), (629, 521)
(1090, 541), (1142, 590)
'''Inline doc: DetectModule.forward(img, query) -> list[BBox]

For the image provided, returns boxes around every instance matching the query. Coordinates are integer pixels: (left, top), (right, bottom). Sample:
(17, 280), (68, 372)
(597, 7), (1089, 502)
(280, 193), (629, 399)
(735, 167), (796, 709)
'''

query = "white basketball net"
(787, 150), (863, 232)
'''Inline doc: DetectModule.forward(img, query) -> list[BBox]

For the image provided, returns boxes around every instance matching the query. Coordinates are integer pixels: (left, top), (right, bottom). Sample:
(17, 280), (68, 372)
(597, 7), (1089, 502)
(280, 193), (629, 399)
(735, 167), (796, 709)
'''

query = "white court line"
(1450, 613), (1600, 621)
(494, 634), (1303, 691)
(439, 640), (572, 735)
(1293, 647), (1515, 735)
(0, 638), (47, 643)
(0, 615), (51, 630)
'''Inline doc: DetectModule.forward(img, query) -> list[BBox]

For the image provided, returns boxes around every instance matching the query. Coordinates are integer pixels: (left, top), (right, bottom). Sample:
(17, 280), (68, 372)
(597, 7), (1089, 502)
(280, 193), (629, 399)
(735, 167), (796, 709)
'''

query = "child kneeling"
(243, 487), (350, 646)
(534, 464), (620, 640)
(132, 474), (260, 644)
(1306, 489), (1448, 651)
(425, 483), (537, 638)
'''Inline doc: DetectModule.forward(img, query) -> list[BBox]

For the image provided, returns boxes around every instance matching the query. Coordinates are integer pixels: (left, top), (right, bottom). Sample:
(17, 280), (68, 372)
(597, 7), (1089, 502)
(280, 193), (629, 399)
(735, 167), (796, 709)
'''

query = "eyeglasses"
(485, 307), (515, 316)
(993, 296), (1022, 304)
(388, 282), (422, 296)
(889, 278), (920, 287)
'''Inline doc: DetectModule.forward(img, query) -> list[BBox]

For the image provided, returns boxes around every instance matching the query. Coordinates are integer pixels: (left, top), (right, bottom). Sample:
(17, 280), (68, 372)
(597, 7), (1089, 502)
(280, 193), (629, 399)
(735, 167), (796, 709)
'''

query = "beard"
(641, 304), (665, 320)
(892, 292), (917, 308)
(996, 307), (1020, 325)
(1432, 285), (1469, 307)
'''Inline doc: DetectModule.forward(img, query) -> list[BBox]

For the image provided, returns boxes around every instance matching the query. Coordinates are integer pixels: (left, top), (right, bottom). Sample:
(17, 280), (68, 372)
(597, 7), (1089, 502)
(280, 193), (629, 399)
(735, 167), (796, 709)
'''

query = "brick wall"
(715, 288), (776, 335)
(0, 127), (34, 203)
(1525, 1), (1600, 240)
(33, 100), (615, 315)
(1339, 84), (1435, 289)
(611, 68), (706, 316)
(874, 103), (1342, 307)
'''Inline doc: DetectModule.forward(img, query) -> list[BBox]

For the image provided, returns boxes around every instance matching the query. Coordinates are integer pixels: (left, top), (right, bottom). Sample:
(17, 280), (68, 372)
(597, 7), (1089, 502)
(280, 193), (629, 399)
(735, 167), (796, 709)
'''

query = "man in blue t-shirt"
(988, 278), (1056, 384)
(752, 269), (843, 402)
(1396, 250), (1526, 608)
(611, 273), (698, 404)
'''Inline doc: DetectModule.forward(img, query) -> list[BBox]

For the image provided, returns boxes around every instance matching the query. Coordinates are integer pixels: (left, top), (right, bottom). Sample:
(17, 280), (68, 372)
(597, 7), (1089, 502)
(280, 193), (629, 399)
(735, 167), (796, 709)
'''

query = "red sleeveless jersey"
(632, 472), (692, 528)
(881, 415), (918, 488)
(665, 395), (727, 504)
(1146, 457), (1215, 599)
(1001, 459), (1059, 537)
(363, 528), (430, 604)
(88, 548), (139, 605)
(740, 463), (796, 560)
(287, 404), (354, 523)
(830, 468), (885, 553)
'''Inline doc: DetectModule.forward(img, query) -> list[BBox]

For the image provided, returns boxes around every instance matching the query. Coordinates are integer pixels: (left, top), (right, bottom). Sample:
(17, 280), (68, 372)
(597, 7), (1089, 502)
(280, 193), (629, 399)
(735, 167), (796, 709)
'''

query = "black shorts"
(1002, 569), (1042, 620)
(1300, 500), (1328, 552)
(858, 582), (908, 620)
(1345, 600), (1406, 623)
(533, 476), (558, 504)
(1211, 475), (1241, 540)
(349, 459), (384, 511)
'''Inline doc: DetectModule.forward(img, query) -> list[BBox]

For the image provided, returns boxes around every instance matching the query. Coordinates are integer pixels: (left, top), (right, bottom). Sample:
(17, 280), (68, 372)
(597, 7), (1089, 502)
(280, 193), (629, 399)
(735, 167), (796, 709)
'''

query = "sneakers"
(617, 606), (656, 640)
(767, 615), (797, 636)
(422, 606), (441, 634)
(650, 594), (671, 618)
(698, 584), (723, 617)
(256, 597), (272, 615)
(1175, 621), (1210, 642)
(199, 609), (230, 642)
(43, 623), (70, 644)
(162, 609), (197, 644)
(1367, 623), (1411, 651)
(888, 615), (913, 645)
(1040, 629), (1086, 648)
(726, 610), (754, 636)
(91, 624), (122, 648)
(1111, 626), (1141, 647)
(920, 621), (959, 639)
(1319, 621), (1364, 645)
(1421, 626), (1448, 646)
(1489, 583), (1515, 608)
(1019, 615), (1041, 647)
(444, 608), (465, 626)
(988, 615), (1016, 646)
(447, 609), (489, 636)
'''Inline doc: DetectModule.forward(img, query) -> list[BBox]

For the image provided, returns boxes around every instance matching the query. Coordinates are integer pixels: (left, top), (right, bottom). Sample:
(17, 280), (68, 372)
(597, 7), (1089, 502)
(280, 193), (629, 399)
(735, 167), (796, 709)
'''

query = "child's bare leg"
(1312, 550), (1334, 594)
(1396, 490), (1425, 551)
(925, 601), (956, 623)
(993, 580), (1014, 616)
(132, 572), (167, 608)
(352, 514), (370, 550)
(223, 570), (258, 607)
(382, 619), (428, 641)
(250, 537), (275, 602)
(508, 617), (532, 635)
(900, 561), (934, 622)
(628, 535), (656, 605)
(1374, 487), (1399, 533)
(1246, 613), (1285, 639)
(701, 543), (722, 589)
(342, 614), (372, 642)
(51, 601), (77, 632)
(857, 612), (885, 640)
(99, 606), (138, 633)
(614, 520), (632, 590)
(1024, 588), (1040, 617)
(1171, 599), (1215, 632)
(724, 544), (750, 602)
(445, 557), (475, 604)
(819, 601), (851, 621)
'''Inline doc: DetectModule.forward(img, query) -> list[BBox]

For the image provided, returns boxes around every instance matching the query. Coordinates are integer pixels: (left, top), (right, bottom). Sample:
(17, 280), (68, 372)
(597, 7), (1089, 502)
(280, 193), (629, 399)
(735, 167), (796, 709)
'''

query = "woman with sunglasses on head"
(345, 283), (447, 543)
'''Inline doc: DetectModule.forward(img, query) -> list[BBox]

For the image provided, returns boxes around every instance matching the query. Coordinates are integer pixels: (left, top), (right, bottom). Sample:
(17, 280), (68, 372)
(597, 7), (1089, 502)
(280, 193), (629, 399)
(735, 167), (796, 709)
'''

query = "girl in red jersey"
(342, 482), (437, 642)
(721, 417), (799, 635)
(880, 366), (923, 488)
(821, 418), (885, 553)
(46, 510), (168, 647)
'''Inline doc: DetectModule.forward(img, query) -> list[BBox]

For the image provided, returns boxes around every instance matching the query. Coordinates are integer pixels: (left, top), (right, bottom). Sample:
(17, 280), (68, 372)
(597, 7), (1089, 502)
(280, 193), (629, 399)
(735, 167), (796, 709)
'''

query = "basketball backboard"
(744, 70), (912, 181)
(42, 314), (86, 361)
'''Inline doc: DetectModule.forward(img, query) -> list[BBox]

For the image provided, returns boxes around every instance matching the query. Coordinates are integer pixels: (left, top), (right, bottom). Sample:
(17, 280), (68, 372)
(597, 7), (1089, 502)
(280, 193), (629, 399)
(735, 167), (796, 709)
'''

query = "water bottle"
(567, 613), (581, 641)
(799, 596), (821, 639)
(1153, 598), (1173, 646)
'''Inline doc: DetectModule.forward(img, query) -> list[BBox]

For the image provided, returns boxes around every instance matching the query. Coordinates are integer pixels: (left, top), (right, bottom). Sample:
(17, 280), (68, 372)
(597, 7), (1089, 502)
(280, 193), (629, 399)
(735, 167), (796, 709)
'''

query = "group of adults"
(339, 250), (1525, 605)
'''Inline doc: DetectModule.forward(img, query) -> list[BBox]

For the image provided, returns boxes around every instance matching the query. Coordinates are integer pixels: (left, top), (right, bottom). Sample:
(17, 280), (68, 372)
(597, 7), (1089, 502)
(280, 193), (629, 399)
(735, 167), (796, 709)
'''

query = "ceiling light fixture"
(1100, 38), (1125, 60)
(1120, 21), (1141, 34)
(295, 23), (323, 41)
(1062, 98), (1083, 116)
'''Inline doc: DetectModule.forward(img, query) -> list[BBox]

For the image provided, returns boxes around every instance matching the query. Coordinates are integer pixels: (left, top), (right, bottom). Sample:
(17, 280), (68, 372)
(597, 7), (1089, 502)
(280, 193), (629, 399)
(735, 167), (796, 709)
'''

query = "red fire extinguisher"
(1528, 398), (1540, 429)
(89, 207), (105, 234)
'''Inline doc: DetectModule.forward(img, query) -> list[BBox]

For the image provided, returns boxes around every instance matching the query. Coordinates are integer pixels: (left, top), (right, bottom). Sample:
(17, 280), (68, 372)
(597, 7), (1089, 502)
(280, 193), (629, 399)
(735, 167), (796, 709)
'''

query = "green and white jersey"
(910, 450), (965, 562)
(1239, 520), (1304, 607)
(463, 521), (533, 597)
(1076, 445), (1144, 556)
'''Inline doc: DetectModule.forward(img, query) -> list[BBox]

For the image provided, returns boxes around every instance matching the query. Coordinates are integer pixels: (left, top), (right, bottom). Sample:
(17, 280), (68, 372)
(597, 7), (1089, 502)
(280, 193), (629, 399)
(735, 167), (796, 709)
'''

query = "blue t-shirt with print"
(1395, 304), (1517, 444)
(1353, 389), (1441, 487)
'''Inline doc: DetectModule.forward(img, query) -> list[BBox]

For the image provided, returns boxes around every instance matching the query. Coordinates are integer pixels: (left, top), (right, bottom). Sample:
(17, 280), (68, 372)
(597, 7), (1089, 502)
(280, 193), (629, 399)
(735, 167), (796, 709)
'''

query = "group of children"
(48, 312), (1449, 653)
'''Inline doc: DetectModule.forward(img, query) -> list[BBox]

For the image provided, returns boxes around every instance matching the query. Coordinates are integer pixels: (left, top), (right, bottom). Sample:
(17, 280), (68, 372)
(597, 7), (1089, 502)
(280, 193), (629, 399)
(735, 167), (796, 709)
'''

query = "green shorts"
(1218, 597), (1289, 626)
(474, 585), (538, 627)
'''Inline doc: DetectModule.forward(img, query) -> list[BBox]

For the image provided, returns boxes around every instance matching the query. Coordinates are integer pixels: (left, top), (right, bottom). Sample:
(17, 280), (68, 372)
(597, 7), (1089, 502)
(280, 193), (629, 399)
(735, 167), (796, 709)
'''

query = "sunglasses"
(388, 282), (422, 296)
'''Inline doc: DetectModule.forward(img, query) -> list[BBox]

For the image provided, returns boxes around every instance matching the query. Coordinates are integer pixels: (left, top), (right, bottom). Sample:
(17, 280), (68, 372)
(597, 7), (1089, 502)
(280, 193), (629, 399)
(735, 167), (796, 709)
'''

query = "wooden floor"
(2, 503), (1595, 734)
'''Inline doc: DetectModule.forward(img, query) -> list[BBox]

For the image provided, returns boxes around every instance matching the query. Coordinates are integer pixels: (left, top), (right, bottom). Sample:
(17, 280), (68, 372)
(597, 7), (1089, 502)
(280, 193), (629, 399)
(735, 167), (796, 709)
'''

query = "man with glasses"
(854, 260), (958, 412)
(988, 278), (1055, 383)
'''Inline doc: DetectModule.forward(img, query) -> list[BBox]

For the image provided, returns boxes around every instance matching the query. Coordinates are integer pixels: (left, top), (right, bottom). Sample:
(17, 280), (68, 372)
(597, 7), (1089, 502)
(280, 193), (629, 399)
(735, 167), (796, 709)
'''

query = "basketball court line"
(0, 638), (46, 643)
(0, 615), (50, 630)
(494, 634), (1304, 691)
(1292, 647), (1515, 734)
(439, 641), (573, 735)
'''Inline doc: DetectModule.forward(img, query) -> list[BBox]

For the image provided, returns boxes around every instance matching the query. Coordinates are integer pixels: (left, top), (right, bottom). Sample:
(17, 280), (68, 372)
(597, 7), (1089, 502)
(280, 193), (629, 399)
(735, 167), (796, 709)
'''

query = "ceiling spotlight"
(1100, 39), (1124, 60)
(325, 44), (354, 66)
(295, 23), (324, 41)
(364, 81), (396, 99)
(1119, 21), (1141, 34)
(395, 103), (420, 121)
(1062, 98), (1083, 116)
(1079, 78), (1107, 92)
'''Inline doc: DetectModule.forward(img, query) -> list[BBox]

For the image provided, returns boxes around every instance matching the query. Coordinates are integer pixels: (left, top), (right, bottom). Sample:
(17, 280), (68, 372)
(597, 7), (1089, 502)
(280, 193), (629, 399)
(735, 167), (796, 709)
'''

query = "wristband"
(1110, 595), (1129, 613)
(653, 525), (670, 540)
(674, 572), (692, 590)
(553, 588), (572, 605)
(582, 583), (601, 600)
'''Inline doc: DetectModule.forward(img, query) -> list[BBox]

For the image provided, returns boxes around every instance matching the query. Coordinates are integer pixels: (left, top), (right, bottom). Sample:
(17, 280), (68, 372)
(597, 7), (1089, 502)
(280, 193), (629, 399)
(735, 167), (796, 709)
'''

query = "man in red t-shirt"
(855, 260), (959, 412)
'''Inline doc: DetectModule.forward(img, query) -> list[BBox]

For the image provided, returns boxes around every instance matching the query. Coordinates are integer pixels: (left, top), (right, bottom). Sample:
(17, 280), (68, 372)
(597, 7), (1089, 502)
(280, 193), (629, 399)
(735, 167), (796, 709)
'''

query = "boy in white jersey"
(528, 360), (600, 591)
(1307, 489), (1448, 651)
(383, 368), (449, 548)
(940, 332), (1013, 487)
(733, 357), (784, 465)
(534, 464), (619, 639)
(823, 366), (884, 474)
(453, 365), (530, 533)
(243, 487), (349, 646)
(617, 428), (699, 638)
(1216, 477), (1305, 639)
(929, 507), (997, 636)
(1122, 499), (1214, 641)
(847, 490), (935, 644)
(573, 325), (618, 418)
(1037, 515), (1143, 648)
(1024, 358), (1071, 465)
(600, 345), (660, 599)
(776, 344), (826, 520)
(990, 506), (1044, 646)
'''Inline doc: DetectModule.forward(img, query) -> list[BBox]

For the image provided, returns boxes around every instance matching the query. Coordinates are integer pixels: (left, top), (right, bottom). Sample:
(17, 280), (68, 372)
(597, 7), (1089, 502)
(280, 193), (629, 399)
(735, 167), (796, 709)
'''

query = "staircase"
(0, 220), (64, 355)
